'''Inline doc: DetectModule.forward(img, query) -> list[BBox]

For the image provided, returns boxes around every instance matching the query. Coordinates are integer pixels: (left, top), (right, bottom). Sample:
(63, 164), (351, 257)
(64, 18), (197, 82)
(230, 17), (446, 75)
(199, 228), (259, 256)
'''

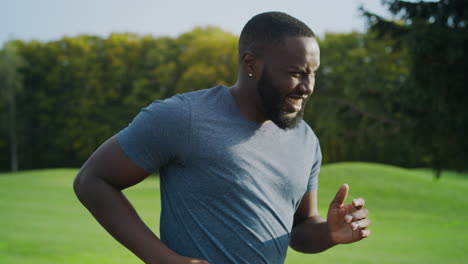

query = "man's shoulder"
(178, 85), (226, 102)
(138, 85), (229, 128)
(177, 86), (230, 116)
(144, 86), (223, 113)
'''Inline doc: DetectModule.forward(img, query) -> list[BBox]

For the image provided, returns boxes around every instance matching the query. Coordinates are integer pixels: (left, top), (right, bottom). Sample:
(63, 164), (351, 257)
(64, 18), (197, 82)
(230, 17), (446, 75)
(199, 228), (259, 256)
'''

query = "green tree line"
(361, 0), (468, 177)
(1, 1), (467, 175)
(0, 27), (239, 171)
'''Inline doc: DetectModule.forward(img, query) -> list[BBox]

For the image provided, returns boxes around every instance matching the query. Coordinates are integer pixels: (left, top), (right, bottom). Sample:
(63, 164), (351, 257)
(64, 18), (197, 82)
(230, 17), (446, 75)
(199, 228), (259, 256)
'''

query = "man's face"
(256, 37), (320, 130)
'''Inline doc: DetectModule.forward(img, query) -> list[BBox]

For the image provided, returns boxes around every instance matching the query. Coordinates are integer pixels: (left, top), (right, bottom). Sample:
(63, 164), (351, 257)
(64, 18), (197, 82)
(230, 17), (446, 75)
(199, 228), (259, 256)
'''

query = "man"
(74, 12), (371, 264)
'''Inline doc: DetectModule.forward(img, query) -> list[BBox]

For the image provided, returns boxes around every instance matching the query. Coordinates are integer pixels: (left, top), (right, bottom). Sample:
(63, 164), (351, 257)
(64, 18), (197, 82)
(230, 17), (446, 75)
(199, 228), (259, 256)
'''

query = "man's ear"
(241, 50), (262, 78)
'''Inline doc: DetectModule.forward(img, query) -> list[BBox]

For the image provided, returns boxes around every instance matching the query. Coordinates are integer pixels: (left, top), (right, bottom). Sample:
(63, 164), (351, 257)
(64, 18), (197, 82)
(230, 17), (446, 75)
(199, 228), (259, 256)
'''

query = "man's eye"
(290, 72), (302, 77)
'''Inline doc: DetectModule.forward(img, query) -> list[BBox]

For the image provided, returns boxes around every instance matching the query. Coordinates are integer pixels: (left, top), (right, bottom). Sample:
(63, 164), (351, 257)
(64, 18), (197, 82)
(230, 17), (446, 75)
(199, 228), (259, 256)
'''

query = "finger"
(346, 208), (369, 223)
(352, 228), (371, 242)
(350, 218), (371, 230)
(352, 198), (366, 209)
(330, 184), (349, 208)
(361, 229), (371, 238)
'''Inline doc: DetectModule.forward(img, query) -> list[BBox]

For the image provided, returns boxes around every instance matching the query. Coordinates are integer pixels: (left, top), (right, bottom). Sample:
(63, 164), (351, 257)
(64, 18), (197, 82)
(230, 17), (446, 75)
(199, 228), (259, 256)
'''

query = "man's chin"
(273, 111), (303, 130)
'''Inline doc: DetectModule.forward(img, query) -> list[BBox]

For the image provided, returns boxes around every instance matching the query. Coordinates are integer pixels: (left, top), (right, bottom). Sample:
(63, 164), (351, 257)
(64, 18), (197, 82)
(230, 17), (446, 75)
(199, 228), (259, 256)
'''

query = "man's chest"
(176, 119), (316, 208)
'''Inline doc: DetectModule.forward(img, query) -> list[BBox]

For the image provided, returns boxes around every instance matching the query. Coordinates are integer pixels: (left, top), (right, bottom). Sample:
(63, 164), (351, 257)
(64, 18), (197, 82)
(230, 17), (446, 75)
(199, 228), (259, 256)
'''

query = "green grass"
(1, 163), (467, 264)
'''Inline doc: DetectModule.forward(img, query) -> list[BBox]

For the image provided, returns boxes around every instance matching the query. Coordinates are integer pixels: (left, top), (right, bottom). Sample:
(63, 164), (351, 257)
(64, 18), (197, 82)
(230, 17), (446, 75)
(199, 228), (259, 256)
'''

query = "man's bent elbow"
(73, 170), (86, 200)
(73, 168), (94, 203)
(289, 242), (329, 254)
(289, 226), (333, 254)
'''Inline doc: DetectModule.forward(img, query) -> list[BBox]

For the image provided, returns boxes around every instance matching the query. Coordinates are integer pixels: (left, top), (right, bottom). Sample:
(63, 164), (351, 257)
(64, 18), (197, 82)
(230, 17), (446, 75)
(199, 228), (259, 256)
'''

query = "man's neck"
(228, 82), (269, 124)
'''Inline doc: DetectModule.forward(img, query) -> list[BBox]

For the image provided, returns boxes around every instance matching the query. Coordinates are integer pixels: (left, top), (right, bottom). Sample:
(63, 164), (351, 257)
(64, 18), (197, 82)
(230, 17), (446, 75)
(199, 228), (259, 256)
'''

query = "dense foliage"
(0, 28), (411, 171)
(1, 1), (466, 175)
(0, 28), (238, 170)
(362, 0), (468, 176)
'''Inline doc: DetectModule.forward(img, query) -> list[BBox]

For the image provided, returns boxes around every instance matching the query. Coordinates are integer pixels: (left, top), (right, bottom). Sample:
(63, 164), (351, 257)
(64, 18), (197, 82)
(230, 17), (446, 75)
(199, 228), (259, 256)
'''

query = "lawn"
(0, 163), (467, 263)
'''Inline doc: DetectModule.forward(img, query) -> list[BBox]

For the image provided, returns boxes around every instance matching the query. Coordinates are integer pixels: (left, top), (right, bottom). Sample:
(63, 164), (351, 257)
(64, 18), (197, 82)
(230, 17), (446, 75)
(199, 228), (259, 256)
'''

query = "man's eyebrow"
(288, 65), (307, 71)
(288, 64), (319, 73)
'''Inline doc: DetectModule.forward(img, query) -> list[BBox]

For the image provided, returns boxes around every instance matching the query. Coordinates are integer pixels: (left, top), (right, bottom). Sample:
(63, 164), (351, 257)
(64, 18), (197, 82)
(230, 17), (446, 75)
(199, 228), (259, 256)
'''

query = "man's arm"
(290, 191), (335, 253)
(290, 185), (371, 254)
(73, 135), (209, 264)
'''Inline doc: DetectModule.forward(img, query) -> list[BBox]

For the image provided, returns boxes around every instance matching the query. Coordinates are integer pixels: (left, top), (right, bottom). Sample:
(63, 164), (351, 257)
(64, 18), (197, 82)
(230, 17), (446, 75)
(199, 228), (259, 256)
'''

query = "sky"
(1, 0), (394, 46)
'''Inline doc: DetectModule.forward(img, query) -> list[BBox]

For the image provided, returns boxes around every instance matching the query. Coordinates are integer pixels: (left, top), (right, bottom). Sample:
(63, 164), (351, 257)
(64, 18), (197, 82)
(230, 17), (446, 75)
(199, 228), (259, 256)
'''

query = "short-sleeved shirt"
(118, 85), (322, 264)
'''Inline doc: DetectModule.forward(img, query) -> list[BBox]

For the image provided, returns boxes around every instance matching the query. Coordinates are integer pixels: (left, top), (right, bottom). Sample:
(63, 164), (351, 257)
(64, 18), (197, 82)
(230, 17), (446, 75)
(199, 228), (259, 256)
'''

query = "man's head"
(238, 12), (320, 130)
(239, 11), (316, 58)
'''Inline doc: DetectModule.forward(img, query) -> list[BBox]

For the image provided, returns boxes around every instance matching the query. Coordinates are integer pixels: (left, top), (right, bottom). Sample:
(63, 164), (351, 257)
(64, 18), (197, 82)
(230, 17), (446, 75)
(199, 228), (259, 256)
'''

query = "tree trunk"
(9, 89), (18, 172)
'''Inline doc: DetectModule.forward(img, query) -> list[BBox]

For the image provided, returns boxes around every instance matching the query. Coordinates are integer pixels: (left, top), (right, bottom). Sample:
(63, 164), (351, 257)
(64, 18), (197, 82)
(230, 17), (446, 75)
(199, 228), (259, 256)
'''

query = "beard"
(256, 68), (309, 130)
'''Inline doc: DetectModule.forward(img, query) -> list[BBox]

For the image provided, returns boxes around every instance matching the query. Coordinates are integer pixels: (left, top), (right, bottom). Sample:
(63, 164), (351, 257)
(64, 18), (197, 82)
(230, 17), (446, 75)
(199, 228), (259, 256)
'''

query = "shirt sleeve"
(307, 138), (322, 192)
(117, 94), (190, 174)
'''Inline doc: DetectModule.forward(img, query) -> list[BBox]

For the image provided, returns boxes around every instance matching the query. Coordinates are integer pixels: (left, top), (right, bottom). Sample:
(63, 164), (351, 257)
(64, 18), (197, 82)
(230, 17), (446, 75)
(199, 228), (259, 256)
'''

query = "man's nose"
(298, 77), (314, 96)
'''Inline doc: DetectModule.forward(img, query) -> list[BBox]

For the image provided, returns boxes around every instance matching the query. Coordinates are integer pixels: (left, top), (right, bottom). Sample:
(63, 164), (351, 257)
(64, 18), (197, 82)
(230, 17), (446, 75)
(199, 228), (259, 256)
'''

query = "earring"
(248, 73), (253, 78)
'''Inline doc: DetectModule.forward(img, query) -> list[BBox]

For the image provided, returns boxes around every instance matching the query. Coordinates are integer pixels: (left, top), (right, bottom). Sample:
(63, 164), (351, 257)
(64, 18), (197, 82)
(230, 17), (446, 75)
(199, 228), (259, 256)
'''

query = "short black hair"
(239, 11), (315, 56)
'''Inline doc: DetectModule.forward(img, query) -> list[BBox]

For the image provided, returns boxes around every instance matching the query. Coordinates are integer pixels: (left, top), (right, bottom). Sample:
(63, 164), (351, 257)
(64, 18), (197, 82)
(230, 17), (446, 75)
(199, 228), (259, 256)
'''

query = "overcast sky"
(1, 0), (394, 46)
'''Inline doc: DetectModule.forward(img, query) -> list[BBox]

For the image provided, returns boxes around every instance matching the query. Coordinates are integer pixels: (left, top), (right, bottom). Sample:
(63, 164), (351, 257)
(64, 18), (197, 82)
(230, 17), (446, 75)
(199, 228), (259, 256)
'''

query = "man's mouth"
(285, 96), (303, 113)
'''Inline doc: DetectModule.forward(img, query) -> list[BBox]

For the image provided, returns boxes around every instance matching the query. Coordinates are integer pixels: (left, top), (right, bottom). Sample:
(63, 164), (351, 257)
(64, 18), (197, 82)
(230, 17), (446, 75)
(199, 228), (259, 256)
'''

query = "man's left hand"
(327, 184), (371, 244)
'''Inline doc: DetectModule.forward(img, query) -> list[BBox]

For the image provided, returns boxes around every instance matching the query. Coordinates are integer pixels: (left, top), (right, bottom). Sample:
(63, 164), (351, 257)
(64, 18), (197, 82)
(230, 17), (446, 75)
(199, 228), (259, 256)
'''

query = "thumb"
(330, 184), (349, 208)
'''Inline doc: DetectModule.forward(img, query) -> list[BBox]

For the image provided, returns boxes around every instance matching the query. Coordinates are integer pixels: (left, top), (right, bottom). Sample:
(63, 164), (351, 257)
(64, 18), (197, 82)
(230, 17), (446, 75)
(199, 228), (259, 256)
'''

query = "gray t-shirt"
(117, 85), (322, 264)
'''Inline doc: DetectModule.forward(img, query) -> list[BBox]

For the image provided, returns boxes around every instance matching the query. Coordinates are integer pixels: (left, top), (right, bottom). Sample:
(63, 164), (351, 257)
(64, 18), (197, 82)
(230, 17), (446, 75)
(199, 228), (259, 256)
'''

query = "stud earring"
(248, 73), (253, 78)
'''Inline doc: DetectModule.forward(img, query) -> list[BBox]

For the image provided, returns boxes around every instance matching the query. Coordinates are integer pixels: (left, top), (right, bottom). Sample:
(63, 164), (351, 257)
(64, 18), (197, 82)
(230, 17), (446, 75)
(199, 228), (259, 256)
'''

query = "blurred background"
(1, 0), (467, 176)
(1, 0), (467, 263)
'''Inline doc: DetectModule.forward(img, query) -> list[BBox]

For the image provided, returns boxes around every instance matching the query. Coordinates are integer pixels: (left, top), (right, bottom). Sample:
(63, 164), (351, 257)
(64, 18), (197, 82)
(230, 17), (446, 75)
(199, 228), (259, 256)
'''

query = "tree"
(362, 0), (468, 176)
(0, 41), (24, 172)
(174, 27), (238, 93)
(304, 31), (410, 165)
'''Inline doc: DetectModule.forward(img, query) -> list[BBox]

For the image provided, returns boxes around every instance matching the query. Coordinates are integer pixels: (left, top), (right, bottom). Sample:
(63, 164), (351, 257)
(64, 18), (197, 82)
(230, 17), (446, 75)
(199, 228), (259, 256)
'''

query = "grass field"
(1, 163), (467, 264)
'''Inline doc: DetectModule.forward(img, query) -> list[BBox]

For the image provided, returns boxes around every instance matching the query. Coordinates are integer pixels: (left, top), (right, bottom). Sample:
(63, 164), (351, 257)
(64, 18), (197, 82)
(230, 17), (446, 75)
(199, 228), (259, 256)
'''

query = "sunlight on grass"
(0, 164), (467, 263)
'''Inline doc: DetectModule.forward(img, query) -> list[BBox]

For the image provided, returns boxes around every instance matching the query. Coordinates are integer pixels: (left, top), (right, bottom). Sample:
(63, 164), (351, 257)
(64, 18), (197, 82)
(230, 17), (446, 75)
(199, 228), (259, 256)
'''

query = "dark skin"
(74, 36), (370, 264)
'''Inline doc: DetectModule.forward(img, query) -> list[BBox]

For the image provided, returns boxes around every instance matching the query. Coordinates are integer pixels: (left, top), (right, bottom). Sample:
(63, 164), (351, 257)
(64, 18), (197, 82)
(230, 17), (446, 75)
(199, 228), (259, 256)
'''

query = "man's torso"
(118, 85), (321, 264)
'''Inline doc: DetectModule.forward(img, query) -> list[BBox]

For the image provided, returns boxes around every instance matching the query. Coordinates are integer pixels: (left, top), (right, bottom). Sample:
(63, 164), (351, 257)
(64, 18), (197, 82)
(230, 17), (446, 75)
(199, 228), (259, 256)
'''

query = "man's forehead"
(265, 36), (320, 69)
